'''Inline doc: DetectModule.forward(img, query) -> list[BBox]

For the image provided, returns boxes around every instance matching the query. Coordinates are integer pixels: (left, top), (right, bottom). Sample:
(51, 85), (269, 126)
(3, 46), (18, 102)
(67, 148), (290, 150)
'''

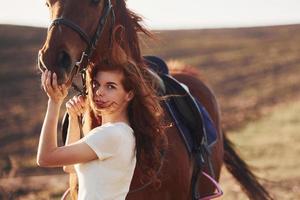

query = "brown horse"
(38, 0), (272, 199)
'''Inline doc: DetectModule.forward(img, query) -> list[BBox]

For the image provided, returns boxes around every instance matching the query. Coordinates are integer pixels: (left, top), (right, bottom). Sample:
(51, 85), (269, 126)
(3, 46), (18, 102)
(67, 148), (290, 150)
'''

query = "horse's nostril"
(58, 50), (72, 69)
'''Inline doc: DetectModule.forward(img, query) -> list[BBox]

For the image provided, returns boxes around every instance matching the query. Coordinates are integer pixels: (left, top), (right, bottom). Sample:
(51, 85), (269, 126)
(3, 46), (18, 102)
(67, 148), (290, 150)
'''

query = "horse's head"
(38, 0), (116, 85)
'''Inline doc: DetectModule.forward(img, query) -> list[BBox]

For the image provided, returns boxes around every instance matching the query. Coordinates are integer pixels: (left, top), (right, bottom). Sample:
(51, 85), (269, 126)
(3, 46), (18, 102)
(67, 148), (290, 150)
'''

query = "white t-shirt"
(74, 122), (136, 200)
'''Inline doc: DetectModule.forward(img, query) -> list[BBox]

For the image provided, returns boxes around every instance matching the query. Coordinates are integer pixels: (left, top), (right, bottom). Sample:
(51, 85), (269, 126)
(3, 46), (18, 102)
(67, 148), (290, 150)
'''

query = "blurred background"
(0, 0), (299, 199)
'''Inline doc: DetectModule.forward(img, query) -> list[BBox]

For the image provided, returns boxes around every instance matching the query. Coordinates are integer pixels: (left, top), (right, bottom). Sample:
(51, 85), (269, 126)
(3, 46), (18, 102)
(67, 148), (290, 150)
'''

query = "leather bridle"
(39, 0), (115, 96)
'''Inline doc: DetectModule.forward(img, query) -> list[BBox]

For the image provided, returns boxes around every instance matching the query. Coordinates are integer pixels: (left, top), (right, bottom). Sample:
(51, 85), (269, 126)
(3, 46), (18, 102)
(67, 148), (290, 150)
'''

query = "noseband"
(47, 0), (115, 95)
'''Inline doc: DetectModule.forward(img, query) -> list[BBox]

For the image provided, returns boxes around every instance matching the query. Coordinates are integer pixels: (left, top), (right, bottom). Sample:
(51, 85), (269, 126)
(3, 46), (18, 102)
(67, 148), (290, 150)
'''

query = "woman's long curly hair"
(85, 58), (168, 187)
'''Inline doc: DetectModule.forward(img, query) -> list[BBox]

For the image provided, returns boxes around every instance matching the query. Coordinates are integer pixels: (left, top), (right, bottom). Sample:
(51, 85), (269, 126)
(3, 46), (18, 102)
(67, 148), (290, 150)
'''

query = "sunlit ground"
(220, 101), (300, 200)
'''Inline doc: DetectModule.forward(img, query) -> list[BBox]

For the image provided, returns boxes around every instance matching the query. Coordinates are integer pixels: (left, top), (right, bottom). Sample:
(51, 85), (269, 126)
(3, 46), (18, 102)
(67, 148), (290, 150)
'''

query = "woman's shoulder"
(113, 122), (133, 133)
(89, 122), (133, 136)
(102, 122), (133, 132)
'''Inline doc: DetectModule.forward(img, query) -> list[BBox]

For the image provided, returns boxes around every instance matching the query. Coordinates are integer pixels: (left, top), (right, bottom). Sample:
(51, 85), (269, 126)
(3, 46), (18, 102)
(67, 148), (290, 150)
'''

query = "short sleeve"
(82, 126), (123, 160)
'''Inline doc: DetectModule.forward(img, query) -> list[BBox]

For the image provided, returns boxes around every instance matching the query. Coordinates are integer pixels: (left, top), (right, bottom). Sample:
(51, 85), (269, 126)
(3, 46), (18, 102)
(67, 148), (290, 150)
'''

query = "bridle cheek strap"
(48, 0), (115, 96)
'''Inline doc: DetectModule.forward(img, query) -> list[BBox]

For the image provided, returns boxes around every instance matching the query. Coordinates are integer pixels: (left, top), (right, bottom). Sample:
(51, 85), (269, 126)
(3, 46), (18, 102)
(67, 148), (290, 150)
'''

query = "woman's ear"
(126, 90), (134, 102)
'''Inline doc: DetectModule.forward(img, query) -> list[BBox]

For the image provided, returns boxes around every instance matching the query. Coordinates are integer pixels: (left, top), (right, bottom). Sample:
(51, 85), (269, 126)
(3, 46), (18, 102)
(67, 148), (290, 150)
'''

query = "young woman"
(37, 60), (167, 199)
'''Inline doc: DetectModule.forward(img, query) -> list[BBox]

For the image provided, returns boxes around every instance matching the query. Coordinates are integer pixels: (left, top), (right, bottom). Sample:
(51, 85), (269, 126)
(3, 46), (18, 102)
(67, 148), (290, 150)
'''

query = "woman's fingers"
(46, 70), (51, 88)
(43, 71), (62, 93)
(66, 101), (75, 113)
(41, 70), (69, 104)
(69, 99), (81, 115)
(52, 72), (59, 92)
(78, 95), (87, 108)
(44, 70), (54, 95)
(74, 97), (85, 114)
(72, 99), (81, 114)
(60, 83), (70, 95)
(66, 101), (75, 114)
(66, 96), (86, 116)
(76, 96), (87, 114)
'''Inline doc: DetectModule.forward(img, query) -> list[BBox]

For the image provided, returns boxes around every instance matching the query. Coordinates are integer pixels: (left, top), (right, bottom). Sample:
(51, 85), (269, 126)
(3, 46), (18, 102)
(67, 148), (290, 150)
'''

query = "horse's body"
(127, 72), (224, 199)
(38, 0), (272, 199)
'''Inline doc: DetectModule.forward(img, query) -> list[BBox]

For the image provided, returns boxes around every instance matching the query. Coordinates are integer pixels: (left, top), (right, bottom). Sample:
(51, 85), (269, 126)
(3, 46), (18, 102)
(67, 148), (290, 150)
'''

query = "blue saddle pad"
(144, 55), (217, 150)
(165, 97), (218, 153)
(196, 100), (218, 147)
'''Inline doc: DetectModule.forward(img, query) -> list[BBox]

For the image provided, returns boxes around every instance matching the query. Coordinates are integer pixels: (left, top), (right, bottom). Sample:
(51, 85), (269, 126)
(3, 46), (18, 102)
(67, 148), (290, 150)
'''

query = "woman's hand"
(41, 70), (69, 105)
(66, 95), (87, 118)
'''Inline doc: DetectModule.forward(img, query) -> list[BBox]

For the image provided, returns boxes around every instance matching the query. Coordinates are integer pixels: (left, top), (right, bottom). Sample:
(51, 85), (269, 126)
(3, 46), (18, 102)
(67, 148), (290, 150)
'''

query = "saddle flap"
(161, 74), (218, 153)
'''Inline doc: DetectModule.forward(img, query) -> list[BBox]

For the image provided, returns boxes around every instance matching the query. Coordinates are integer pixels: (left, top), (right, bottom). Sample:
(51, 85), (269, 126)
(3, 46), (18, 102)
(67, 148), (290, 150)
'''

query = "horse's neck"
(91, 3), (146, 64)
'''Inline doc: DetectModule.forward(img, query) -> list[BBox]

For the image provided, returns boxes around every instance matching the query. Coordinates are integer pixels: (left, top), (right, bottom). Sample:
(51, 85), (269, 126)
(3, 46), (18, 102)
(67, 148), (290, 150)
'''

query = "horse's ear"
(113, 24), (125, 45)
(110, 25), (128, 65)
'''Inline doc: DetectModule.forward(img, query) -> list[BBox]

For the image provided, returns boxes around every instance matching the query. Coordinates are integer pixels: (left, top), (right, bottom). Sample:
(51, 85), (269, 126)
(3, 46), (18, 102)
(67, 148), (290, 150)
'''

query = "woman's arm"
(63, 98), (85, 173)
(37, 99), (61, 166)
(63, 115), (80, 173)
(37, 70), (97, 168)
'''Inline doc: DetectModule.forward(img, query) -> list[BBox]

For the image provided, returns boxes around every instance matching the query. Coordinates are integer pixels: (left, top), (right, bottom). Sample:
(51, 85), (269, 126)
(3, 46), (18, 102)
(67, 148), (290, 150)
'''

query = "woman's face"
(91, 70), (133, 115)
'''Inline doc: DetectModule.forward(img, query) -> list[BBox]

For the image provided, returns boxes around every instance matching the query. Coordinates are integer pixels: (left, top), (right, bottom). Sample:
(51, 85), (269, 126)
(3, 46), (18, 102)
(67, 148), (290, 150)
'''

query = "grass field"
(220, 101), (300, 199)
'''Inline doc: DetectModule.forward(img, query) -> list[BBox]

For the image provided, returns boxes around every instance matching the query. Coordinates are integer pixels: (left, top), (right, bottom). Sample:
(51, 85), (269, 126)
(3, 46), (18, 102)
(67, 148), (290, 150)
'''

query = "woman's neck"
(101, 110), (129, 125)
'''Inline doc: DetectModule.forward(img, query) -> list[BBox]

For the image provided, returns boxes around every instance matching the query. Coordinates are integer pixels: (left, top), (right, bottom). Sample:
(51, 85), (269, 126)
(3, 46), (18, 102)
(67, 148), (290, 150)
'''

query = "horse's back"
(127, 72), (224, 199)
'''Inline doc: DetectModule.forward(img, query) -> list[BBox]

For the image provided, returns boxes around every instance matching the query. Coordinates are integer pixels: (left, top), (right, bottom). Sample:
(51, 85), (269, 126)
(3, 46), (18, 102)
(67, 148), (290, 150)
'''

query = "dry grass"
(220, 101), (300, 199)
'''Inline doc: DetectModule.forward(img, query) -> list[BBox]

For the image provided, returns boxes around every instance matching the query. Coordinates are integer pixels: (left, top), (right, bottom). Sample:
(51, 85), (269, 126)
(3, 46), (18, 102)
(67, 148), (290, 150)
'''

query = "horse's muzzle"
(37, 50), (79, 87)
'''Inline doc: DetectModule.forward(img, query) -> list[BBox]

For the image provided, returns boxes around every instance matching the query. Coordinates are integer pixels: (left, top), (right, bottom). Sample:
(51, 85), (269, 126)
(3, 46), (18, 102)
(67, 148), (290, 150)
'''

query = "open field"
(220, 101), (300, 200)
(0, 24), (299, 199)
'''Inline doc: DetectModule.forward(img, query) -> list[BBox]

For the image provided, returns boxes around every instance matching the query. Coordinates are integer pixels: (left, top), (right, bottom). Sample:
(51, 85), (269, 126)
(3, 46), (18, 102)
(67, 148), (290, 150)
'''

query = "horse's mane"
(113, 3), (202, 79)
(113, 0), (152, 64)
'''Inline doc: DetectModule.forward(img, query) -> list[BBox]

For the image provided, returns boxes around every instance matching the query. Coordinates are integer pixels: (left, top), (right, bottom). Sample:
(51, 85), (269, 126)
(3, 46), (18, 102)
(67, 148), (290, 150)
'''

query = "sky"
(1, 0), (300, 30)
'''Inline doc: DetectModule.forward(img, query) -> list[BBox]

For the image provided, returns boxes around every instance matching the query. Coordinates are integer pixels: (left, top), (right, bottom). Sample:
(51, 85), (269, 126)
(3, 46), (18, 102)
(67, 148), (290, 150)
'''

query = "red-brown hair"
(85, 59), (168, 187)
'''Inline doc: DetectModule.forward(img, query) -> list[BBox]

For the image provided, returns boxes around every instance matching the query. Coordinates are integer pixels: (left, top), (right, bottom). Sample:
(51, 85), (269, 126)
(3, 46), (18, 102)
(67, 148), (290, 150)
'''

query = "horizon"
(1, 0), (300, 30)
(1, 21), (300, 31)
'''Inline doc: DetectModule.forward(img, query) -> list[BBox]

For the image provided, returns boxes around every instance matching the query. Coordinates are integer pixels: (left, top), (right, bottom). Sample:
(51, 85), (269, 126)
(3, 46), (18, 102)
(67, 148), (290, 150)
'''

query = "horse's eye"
(45, 2), (50, 7)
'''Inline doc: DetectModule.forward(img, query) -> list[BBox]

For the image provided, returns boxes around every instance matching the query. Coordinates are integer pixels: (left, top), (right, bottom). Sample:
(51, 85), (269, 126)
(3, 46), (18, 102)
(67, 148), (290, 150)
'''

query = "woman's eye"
(107, 85), (116, 89)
